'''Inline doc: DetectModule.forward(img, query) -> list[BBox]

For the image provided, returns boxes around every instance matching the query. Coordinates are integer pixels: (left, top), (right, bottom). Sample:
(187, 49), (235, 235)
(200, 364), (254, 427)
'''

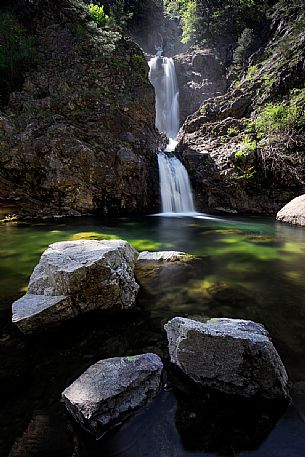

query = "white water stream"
(148, 56), (195, 214)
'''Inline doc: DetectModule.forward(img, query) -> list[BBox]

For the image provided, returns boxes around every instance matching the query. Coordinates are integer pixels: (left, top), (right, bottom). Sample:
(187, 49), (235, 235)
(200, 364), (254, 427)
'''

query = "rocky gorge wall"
(0, 0), (161, 218)
(177, 1), (305, 214)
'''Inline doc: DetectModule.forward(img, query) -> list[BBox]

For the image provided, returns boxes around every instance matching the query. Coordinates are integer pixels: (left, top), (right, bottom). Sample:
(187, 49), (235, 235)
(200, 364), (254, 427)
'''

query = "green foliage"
(227, 126), (240, 136)
(232, 28), (255, 69)
(245, 64), (258, 80)
(235, 135), (257, 157)
(165, 0), (270, 45)
(253, 89), (305, 135)
(108, 0), (133, 32)
(130, 53), (147, 81)
(131, 53), (144, 64)
(0, 12), (38, 104)
(181, 1), (198, 44)
(88, 3), (110, 27)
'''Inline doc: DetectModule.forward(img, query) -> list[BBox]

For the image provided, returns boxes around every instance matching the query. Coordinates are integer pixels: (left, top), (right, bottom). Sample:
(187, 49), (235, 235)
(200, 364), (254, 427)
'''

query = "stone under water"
(137, 250), (194, 263)
(12, 240), (139, 334)
(62, 353), (163, 436)
(165, 317), (289, 400)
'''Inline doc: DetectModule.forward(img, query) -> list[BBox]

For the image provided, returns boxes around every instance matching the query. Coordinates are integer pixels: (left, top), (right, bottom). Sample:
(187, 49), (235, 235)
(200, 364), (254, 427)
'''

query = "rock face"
(177, 5), (305, 215)
(12, 240), (139, 333)
(276, 195), (305, 226)
(175, 49), (226, 123)
(165, 317), (289, 400)
(0, 0), (161, 218)
(62, 353), (163, 435)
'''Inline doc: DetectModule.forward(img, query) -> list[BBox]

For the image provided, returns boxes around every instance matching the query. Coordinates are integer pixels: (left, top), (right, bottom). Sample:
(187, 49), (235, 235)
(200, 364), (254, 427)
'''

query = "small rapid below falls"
(149, 56), (196, 214)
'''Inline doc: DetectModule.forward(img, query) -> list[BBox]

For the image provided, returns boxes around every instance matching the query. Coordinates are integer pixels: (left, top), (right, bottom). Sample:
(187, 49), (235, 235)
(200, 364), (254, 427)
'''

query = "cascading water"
(148, 56), (196, 214)
(148, 56), (180, 139)
(157, 152), (195, 213)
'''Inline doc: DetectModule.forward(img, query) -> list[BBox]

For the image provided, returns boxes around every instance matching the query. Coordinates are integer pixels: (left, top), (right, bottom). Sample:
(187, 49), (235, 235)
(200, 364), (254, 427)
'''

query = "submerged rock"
(277, 195), (305, 226)
(62, 353), (163, 436)
(135, 250), (196, 292)
(12, 240), (139, 334)
(165, 317), (289, 400)
(137, 251), (194, 263)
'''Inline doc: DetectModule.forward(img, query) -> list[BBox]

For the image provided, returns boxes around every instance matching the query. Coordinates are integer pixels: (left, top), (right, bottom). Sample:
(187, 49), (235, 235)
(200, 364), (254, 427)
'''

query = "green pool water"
(1, 214), (305, 457)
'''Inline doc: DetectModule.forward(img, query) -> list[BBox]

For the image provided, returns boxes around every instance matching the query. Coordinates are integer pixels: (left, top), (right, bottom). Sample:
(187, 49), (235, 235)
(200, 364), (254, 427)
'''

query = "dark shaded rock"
(8, 411), (73, 457)
(0, 0), (161, 217)
(62, 353), (163, 436)
(165, 317), (289, 400)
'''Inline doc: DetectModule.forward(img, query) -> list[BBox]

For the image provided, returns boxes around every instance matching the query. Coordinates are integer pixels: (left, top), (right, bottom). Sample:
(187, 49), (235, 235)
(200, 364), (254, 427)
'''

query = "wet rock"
(277, 194), (305, 226)
(12, 240), (139, 334)
(135, 250), (196, 293)
(137, 251), (194, 263)
(62, 353), (163, 436)
(165, 317), (289, 400)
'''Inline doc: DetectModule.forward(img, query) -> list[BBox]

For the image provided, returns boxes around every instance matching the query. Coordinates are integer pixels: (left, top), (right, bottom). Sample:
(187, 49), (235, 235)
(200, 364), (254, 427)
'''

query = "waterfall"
(158, 152), (195, 213)
(148, 57), (180, 139)
(148, 56), (196, 214)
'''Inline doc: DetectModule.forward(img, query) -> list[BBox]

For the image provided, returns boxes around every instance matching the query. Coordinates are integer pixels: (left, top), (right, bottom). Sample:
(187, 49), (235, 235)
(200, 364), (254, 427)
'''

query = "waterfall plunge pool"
(1, 214), (305, 457)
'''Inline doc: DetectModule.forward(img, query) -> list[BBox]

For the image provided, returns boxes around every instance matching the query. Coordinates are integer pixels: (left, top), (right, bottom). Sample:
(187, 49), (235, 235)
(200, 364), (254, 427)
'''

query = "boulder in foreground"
(165, 317), (289, 400)
(276, 194), (305, 226)
(12, 240), (139, 334)
(62, 353), (163, 436)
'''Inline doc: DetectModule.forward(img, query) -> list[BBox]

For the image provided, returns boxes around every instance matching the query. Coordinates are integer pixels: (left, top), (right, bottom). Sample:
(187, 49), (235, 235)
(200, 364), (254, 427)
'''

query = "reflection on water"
(1, 214), (305, 456)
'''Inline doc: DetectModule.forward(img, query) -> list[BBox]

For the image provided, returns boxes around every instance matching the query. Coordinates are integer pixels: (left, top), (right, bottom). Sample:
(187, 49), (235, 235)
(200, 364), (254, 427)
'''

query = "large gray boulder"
(165, 317), (289, 400)
(62, 353), (163, 436)
(277, 194), (305, 226)
(12, 240), (139, 334)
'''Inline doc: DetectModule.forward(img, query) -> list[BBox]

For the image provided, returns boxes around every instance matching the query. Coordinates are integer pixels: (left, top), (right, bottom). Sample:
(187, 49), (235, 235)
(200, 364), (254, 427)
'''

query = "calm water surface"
(1, 214), (305, 457)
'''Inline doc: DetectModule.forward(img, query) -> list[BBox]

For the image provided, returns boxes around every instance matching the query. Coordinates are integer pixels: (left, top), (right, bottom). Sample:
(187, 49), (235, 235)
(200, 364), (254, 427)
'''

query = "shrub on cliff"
(88, 3), (110, 27)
